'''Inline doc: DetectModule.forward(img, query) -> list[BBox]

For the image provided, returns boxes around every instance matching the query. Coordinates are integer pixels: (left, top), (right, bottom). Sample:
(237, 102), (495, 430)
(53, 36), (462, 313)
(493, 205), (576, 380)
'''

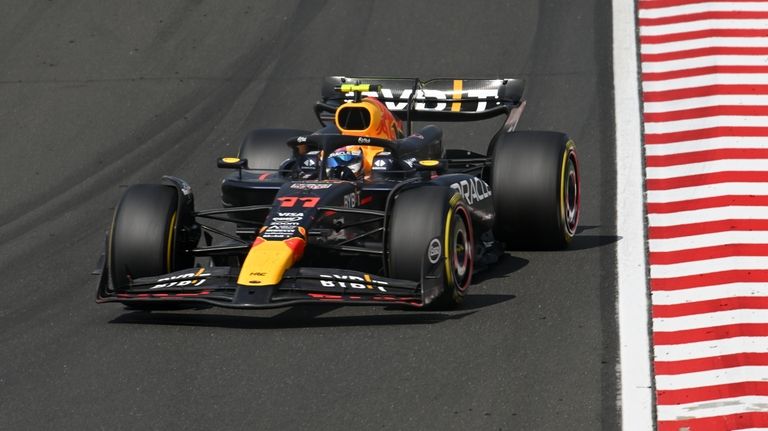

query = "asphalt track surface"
(0, 2), (619, 430)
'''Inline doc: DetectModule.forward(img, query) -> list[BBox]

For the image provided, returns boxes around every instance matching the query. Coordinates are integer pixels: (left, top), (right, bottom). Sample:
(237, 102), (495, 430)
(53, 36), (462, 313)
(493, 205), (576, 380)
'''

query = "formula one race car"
(95, 76), (580, 310)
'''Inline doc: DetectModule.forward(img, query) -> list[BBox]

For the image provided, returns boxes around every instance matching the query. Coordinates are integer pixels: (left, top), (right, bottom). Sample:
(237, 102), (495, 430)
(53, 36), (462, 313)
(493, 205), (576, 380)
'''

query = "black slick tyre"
(489, 131), (580, 249)
(238, 128), (311, 170)
(388, 186), (474, 308)
(109, 184), (181, 290)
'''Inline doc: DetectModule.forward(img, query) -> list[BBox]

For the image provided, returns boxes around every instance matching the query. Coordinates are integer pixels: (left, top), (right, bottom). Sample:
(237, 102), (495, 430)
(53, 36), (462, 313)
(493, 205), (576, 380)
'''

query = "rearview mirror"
(217, 157), (248, 169)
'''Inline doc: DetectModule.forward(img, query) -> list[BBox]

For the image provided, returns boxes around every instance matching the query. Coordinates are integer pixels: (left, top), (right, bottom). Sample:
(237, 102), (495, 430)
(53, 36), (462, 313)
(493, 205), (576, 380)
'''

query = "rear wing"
(317, 76), (525, 125)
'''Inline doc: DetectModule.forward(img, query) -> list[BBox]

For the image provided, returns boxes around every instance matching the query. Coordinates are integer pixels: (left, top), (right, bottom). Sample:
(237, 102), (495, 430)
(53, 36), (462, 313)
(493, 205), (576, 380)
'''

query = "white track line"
(648, 205), (768, 226)
(648, 184), (768, 203)
(654, 309), (768, 332)
(656, 367), (768, 390)
(651, 256), (768, 278)
(654, 336), (768, 362)
(641, 20), (768, 37)
(653, 283), (768, 305)
(640, 3), (768, 20)
(614, 0), (654, 429)
(642, 55), (768, 73)
(646, 159), (768, 178)
(644, 96), (768, 114)
(657, 395), (768, 421)
(645, 137), (768, 156)
(642, 37), (768, 54)
(645, 115), (768, 134)
(650, 231), (768, 252)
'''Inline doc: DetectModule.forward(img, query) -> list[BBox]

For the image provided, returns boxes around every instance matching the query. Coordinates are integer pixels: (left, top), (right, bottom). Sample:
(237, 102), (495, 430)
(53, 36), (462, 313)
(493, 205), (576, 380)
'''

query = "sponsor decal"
(296, 136), (307, 143)
(373, 159), (387, 168)
(263, 227), (296, 233)
(450, 178), (492, 205)
(343, 191), (359, 208)
(428, 238), (441, 264)
(303, 158), (316, 167)
(150, 270), (210, 289)
(357, 137), (371, 144)
(345, 88), (499, 112)
(290, 182), (332, 190)
(262, 211), (304, 238)
(402, 157), (417, 168)
(262, 228), (296, 239)
(271, 216), (303, 223)
(319, 274), (388, 292)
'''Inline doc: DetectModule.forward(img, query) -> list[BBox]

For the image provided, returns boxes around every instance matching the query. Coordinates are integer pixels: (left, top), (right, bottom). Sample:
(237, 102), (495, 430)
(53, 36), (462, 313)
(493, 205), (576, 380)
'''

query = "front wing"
(96, 265), (443, 309)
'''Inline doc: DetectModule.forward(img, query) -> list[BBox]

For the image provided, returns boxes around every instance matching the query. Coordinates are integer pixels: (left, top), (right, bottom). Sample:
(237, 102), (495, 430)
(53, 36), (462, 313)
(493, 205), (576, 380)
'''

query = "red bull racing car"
(95, 76), (580, 310)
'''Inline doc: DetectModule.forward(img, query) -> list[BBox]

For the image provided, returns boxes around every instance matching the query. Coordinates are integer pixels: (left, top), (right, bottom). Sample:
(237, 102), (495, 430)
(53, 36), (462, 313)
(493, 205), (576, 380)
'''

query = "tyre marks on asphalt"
(639, 1), (768, 429)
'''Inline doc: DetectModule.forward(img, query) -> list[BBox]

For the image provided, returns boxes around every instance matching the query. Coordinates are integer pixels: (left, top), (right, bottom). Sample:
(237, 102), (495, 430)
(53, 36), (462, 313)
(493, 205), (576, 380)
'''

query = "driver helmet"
(326, 147), (363, 180)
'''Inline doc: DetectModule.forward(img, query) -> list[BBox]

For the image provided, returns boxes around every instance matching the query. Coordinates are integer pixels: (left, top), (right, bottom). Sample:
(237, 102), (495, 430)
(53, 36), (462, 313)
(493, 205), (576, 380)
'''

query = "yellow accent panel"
(451, 80), (463, 112)
(340, 83), (378, 93)
(237, 240), (295, 286)
(419, 159), (440, 167)
(222, 157), (241, 163)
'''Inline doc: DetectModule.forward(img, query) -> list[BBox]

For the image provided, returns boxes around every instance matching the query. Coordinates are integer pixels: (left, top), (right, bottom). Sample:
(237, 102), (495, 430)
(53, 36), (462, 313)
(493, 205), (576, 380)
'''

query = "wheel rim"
(563, 151), (580, 236)
(449, 206), (472, 291)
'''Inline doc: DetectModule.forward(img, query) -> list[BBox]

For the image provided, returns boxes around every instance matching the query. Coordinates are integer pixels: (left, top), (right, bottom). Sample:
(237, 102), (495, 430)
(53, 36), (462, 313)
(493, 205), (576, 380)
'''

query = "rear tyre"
(109, 184), (188, 290)
(388, 187), (474, 308)
(489, 131), (580, 249)
(238, 128), (312, 170)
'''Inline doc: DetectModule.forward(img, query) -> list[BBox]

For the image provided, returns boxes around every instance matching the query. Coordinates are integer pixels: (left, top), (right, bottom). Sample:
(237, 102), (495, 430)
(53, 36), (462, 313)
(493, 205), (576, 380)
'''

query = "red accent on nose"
(283, 237), (306, 260)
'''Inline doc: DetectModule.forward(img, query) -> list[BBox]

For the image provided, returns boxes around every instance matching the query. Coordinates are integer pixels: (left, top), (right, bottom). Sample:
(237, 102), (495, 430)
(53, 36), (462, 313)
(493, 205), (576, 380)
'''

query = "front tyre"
(109, 184), (190, 290)
(388, 187), (474, 308)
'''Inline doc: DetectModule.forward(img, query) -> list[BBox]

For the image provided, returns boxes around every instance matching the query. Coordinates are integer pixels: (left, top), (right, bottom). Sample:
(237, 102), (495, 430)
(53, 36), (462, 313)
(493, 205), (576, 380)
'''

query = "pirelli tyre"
(489, 131), (580, 249)
(388, 186), (474, 308)
(238, 128), (312, 170)
(108, 184), (193, 290)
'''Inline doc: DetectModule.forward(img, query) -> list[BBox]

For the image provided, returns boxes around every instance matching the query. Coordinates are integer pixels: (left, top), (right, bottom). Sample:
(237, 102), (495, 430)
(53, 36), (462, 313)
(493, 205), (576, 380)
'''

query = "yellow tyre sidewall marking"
(444, 206), (455, 288)
(166, 211), (177, 272)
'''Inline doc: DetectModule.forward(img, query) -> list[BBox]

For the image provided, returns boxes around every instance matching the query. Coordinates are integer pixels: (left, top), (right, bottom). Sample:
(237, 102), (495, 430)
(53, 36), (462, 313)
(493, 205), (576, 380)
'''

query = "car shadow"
(108, 293), (515, 329)
(576, 224), (601, 234)
(505, 224), (620, 252)
(473, 254), (529, 283)
(567, 234), (621, 251)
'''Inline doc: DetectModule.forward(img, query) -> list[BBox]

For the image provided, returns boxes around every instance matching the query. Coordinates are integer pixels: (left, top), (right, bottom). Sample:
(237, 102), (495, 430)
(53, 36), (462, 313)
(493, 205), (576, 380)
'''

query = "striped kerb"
(638, 1), (768, 430)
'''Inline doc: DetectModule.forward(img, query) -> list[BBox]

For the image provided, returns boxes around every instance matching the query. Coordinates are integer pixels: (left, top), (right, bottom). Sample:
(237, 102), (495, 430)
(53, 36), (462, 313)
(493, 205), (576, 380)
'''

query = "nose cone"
(237, 237), (306, 286)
